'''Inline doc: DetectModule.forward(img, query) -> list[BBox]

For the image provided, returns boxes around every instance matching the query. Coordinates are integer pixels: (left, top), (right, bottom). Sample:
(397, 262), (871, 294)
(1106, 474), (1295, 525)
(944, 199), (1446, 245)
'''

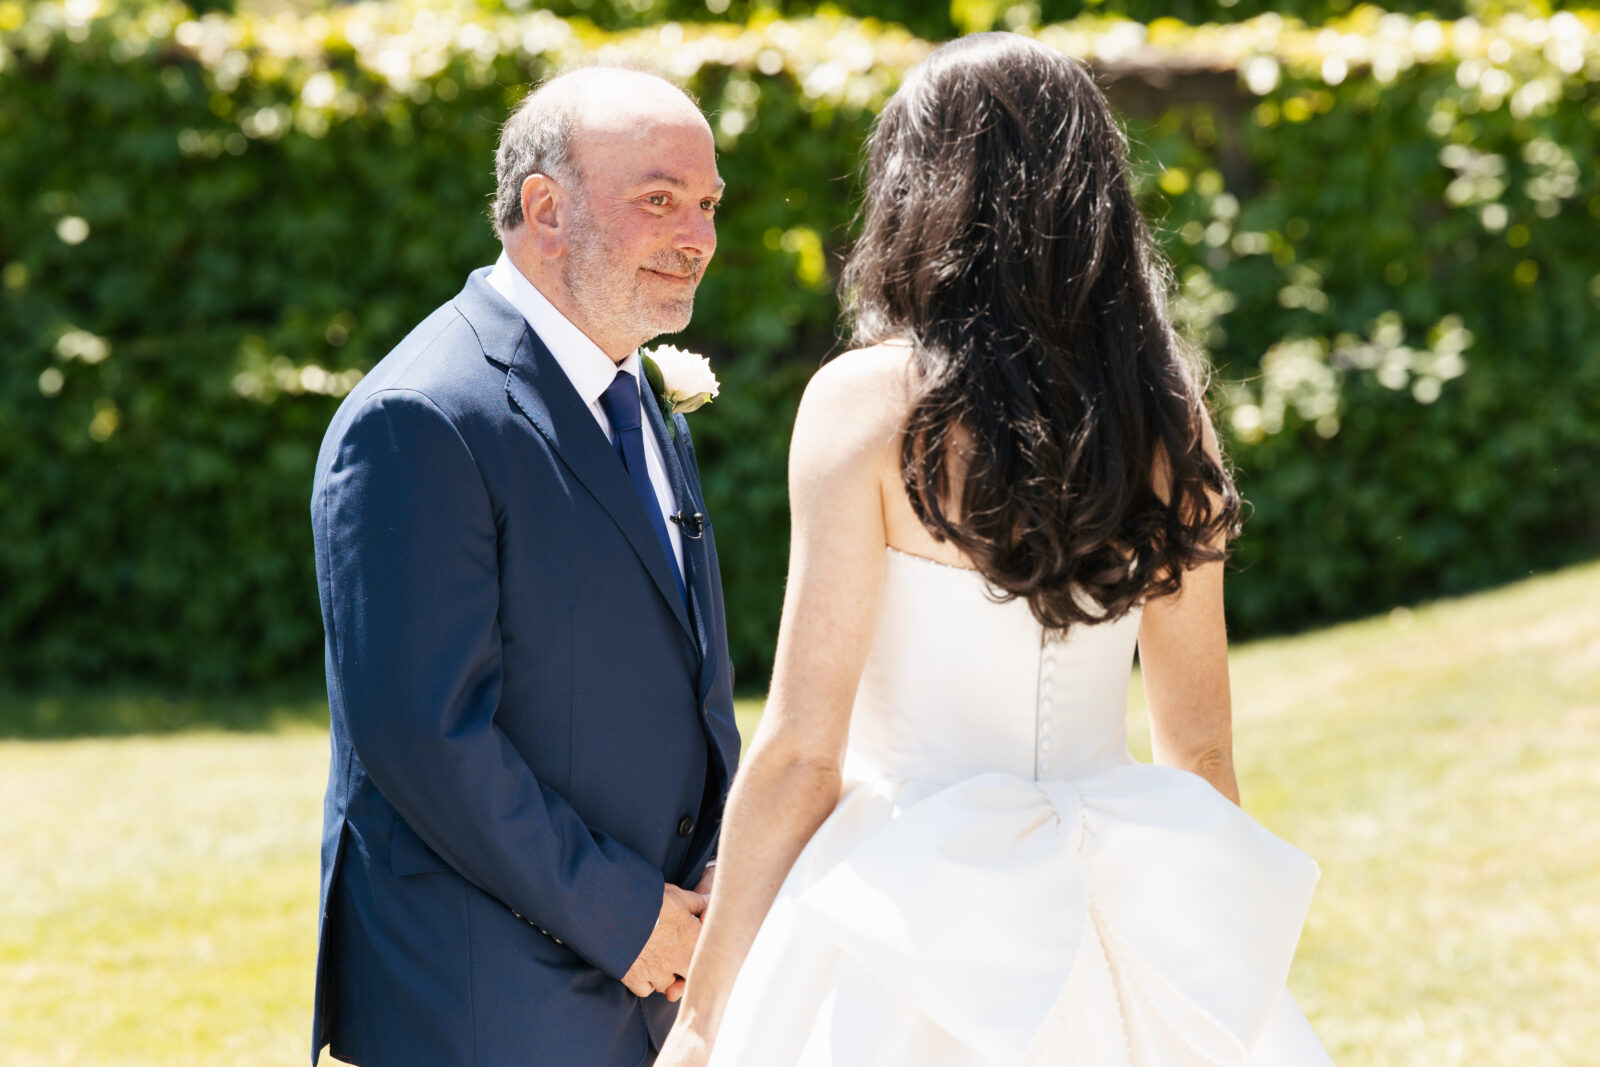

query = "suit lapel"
(641, 389), (739, 883)
(458, 272), (694, 643)
(641, 383), (717, 685)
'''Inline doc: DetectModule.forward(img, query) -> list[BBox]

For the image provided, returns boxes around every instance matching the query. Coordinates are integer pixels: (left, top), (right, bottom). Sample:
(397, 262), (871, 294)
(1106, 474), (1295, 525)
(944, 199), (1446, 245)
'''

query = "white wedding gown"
(708, 547), (1333, 1066)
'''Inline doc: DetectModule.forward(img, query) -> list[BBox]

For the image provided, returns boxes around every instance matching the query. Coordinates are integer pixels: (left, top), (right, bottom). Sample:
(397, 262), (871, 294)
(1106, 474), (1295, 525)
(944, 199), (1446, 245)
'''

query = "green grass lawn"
(4, 561), (1598, 1065)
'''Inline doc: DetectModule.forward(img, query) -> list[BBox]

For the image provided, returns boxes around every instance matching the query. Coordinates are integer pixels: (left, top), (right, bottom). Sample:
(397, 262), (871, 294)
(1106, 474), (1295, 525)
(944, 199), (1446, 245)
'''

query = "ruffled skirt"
(709, 765), (1332, 1066)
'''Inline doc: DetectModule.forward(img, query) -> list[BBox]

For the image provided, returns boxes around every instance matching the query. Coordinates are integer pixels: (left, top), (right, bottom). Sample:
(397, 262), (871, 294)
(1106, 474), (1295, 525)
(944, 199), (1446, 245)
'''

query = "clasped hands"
(621, 868), (713, 1002)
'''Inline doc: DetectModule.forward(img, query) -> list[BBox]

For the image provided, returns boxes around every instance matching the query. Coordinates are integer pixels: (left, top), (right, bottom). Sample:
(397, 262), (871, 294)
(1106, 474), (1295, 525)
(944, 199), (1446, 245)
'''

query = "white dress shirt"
(487, 253), (684, 576)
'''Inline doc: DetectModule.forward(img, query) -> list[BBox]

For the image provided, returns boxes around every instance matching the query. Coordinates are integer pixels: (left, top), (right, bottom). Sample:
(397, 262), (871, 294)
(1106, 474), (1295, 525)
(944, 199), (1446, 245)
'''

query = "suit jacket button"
(677, 816), (695, 838)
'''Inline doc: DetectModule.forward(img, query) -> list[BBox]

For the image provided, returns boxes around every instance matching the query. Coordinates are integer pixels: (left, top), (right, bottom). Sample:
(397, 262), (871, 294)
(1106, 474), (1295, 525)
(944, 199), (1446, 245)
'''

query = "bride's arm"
(1138, 556), (1239, 804)
(1138, 418), (1240, 805)
(662, 354), (899, 1059)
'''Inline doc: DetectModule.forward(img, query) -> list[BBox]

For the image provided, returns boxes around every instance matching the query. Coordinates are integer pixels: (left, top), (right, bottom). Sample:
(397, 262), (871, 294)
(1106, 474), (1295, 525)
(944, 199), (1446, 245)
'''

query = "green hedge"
(3, 2), (1597, 688)
(1115, 10), (1600, 627)
(258, 0), (1594, 40)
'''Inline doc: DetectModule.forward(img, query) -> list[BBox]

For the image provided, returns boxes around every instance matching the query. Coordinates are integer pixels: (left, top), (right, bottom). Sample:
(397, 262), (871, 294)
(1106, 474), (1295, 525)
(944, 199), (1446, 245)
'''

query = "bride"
(658, 32), (1332, 1067)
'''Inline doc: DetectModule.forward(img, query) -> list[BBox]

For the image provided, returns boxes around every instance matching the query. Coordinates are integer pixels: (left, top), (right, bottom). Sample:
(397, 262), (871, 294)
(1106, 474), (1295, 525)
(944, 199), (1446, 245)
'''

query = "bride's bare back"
(804, 341), (979, 570)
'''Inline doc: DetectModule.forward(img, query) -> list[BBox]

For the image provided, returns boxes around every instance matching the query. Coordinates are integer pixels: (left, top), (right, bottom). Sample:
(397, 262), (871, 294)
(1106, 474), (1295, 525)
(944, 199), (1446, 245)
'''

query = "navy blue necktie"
(598, 369), (687, 605)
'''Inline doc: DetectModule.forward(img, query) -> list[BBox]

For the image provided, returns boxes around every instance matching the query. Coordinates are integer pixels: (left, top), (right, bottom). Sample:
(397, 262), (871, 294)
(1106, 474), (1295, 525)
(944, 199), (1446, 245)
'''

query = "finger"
(666, 937), (700, 978)
(624, 975), (654, 998)
(649, 962), (682, 994)
(672, 915), (702, 957)
(681, 889), (709, 916)
(664, 977), (686, 1002)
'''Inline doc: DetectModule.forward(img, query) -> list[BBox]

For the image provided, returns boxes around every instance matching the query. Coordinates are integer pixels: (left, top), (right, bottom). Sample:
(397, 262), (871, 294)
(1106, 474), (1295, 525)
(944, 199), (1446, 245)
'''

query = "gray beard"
(562, 201), (697, 350)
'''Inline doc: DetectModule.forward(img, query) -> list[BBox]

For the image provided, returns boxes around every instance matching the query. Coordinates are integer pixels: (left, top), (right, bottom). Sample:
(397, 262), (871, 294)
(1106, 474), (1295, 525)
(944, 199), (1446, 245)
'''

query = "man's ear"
(520, 173), (564, 259)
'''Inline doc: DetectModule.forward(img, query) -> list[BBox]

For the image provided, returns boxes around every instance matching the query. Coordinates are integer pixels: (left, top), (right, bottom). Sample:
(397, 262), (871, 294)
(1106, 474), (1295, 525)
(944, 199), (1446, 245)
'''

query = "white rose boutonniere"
(641, 344), (720, 439)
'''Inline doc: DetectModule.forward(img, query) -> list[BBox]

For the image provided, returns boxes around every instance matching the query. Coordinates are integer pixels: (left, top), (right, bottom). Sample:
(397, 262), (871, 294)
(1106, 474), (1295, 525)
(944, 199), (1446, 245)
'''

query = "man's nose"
(676, 210), (716, 262)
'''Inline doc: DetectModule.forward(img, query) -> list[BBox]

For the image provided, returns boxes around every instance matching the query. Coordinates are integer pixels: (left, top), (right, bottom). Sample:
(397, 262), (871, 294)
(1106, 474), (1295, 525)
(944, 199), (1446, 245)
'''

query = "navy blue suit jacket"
(309, 269), (741, 1067)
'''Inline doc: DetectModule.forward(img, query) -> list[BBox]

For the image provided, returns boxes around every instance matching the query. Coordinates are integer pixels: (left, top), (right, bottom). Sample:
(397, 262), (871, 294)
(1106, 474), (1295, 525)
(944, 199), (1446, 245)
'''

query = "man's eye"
(647, 194), (669, 207)
(701, 200), (719, 213)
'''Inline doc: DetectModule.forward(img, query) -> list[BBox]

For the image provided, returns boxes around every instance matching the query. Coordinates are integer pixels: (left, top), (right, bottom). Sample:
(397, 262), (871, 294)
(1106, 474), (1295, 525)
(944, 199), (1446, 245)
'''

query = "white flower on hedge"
(641, 344), (719, 430)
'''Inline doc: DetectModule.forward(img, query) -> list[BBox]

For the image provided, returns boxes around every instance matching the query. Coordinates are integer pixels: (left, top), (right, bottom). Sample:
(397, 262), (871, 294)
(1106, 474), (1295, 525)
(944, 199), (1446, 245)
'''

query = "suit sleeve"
(319, 386), (662, 981)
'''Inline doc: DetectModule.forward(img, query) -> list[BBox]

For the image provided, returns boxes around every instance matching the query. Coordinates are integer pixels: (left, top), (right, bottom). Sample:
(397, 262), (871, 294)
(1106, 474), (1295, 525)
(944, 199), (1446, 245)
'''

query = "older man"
(309, 66), (741, 1066)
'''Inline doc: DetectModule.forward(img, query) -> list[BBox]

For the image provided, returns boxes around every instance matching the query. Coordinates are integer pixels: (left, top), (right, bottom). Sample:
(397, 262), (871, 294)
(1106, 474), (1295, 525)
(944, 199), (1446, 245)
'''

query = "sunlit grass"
(2, 560), (1597, 1064)
(0, 727), (328, 1066)
(734, 699), (763, 747)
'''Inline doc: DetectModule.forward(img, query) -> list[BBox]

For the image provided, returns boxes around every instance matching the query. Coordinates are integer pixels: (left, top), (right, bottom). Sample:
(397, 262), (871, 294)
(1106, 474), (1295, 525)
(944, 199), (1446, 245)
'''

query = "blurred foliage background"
(1, 0), (1597, 690)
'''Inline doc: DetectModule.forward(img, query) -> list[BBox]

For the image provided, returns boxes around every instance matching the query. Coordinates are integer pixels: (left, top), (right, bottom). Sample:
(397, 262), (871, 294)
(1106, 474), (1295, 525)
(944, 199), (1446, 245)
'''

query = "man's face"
(560, 113), (722, 356)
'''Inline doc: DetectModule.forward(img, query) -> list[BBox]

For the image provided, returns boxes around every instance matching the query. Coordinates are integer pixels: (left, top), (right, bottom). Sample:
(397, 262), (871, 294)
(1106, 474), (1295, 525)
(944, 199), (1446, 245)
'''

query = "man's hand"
(621, 884), (707, 1001)
(668, 867), (715, 998)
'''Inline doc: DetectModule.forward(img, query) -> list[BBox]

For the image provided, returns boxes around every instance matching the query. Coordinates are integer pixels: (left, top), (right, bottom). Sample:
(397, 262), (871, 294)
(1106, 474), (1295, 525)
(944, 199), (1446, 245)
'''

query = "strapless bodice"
(843, 547), (1142, 786)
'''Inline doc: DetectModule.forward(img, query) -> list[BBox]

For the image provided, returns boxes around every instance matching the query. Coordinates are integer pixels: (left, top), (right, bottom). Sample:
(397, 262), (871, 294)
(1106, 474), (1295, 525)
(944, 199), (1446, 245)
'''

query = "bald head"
(490, 64), (722, 359)
(491, 66), (709, 238)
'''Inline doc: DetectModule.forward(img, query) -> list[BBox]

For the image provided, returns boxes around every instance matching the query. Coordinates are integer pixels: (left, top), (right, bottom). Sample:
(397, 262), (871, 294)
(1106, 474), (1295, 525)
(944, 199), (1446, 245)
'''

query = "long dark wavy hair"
(843, 32), (1241, 629)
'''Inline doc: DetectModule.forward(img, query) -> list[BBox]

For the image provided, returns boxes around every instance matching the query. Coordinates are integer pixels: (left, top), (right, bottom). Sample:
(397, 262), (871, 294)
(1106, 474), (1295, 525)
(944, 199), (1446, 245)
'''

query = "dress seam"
(885, 545), (982, 574)
(1087, 901), (1136, 1067)
(1095, 905), (1247, 1064)
(1034, 623), (1047, 781)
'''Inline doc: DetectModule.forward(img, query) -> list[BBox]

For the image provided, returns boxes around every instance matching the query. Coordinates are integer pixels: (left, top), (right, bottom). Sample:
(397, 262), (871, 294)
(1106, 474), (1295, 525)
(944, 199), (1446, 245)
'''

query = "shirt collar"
(487, 251), (638, 408)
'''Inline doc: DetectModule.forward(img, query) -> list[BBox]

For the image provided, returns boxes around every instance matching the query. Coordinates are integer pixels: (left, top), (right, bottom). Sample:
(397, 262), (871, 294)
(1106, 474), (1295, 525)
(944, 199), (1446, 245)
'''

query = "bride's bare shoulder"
(798, 342), (914, 428)
(789, 342), (913, 481)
